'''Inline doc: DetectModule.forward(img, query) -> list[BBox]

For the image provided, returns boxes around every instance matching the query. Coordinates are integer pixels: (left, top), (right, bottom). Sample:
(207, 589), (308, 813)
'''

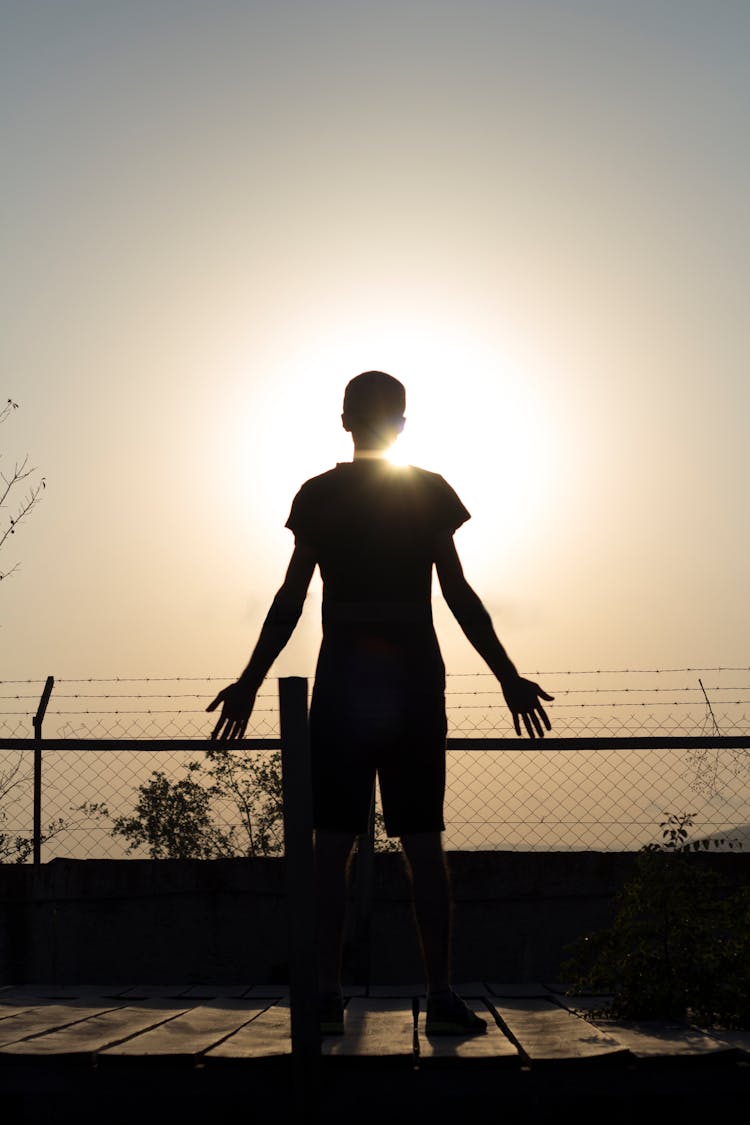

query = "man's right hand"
(206, 681), (257, 740)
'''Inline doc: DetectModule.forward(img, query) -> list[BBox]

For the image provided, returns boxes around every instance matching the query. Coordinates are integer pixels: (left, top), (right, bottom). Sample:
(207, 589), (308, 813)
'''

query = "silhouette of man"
(208, 370), (553, 1035)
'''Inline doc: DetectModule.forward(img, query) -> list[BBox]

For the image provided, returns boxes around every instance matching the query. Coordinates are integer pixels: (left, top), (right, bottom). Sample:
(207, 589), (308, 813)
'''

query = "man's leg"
(399, 831), (452, 995)
(400, 830), (487, 1034)
(314, 829), (357, 995)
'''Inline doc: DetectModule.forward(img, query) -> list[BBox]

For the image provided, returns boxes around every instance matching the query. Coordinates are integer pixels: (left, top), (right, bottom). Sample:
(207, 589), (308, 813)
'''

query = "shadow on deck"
(2, 982), (749, 1123)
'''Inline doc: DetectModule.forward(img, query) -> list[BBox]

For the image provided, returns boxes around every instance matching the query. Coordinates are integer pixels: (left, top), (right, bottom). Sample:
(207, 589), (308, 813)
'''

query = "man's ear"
(341, 412), (353, 433)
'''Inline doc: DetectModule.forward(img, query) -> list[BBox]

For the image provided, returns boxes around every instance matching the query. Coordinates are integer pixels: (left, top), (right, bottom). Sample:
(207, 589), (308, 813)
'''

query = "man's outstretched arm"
(207, 543), (318, 740)
(434, 532), (553, 738)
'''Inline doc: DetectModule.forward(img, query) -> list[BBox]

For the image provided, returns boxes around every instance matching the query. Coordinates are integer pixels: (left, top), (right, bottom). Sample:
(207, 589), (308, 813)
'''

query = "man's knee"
(399, 830), (446, 872)
(314, 830), (357, 872)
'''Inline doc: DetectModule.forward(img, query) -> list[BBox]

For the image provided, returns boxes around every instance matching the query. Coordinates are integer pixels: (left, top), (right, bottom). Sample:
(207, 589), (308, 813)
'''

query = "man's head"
(342, 371), (406, 451)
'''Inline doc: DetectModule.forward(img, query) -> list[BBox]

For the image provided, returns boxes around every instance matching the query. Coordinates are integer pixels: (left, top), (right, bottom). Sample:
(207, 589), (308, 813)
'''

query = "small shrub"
(562, 814), (750, 1027)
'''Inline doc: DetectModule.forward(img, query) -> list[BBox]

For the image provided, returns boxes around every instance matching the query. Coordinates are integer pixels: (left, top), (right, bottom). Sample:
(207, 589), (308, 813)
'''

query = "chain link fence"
(2, 668), (749, 858)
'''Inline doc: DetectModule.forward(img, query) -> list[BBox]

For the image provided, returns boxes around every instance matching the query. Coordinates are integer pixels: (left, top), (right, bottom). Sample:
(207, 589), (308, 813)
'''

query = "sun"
(369, 336), (561, 569)
(225, 315), (562, 574)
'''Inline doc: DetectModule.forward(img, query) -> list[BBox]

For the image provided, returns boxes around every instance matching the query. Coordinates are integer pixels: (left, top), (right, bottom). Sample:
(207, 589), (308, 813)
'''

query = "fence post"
(278, 676), (319, 1108)
(347, 784), (375, 988)
(32, 675), (54, 866)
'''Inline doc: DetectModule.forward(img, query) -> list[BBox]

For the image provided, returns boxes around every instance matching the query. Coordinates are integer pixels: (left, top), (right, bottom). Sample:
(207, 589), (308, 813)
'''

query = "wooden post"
(32, 675), (54, 866)
(347, 783), (376, 989)
(278, 676), (319, 1108)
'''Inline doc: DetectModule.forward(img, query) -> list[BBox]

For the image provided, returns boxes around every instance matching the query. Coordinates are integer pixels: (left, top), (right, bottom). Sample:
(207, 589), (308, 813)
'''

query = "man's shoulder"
(293, 462), (457, 502)
(295, 465), (343, 493)
(407, 464), (449, 487)
(402, 465), (461, 501)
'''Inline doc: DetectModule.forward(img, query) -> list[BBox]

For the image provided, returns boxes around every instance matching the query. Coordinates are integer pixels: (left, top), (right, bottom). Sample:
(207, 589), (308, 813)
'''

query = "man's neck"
(352, 448), (390, 461)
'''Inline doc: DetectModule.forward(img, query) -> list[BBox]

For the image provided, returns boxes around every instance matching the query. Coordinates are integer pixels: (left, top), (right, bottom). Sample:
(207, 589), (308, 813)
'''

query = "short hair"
(342, 371), (406, 422)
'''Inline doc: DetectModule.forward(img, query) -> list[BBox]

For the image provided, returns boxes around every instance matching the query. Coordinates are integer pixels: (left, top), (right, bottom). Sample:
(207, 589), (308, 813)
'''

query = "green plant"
(83, 746), (398, 858)
(562, 814), (750, 1027)
(83, 748), (285, 859)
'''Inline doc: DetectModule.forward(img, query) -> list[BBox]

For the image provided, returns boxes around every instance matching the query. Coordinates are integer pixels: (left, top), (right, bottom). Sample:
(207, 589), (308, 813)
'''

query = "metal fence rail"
(2, 669), (750, 859)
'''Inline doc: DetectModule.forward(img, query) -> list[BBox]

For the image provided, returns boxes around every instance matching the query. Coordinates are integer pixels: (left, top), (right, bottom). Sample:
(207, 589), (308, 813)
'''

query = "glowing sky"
(2, 1), (748, 685)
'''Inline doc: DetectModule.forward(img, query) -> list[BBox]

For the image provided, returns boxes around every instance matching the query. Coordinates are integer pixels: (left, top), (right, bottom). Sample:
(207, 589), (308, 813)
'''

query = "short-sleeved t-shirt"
(286, 460), (470, 706)
(286, 460), (469, 618)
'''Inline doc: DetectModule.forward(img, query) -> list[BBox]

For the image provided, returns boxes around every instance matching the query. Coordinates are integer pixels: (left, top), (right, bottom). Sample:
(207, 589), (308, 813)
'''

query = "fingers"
(218, 715), (249, 741)
(512, 681), (554, 739)
(212, 718), (246, 741)
(514, 701), (553, 739)
(210, 709), (249, 741)
(207, 683), (251, 741)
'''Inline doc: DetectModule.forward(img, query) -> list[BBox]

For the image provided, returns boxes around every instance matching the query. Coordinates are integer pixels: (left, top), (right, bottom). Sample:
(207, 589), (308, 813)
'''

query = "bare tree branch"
(1, 398), (45, 583)
(0, 754), (27, 803)
(0, 399), (19, 426)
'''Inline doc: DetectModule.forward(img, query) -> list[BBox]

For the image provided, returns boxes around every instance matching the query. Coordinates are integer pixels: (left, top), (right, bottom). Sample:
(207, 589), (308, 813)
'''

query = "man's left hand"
(501, 676), (554, 738)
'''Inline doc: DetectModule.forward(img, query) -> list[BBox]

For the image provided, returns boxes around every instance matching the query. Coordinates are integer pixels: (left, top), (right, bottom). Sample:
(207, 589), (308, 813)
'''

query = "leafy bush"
(84, 745), (397, 858)
(84, 747), (285, 859)
(562, 814), (750, 1027)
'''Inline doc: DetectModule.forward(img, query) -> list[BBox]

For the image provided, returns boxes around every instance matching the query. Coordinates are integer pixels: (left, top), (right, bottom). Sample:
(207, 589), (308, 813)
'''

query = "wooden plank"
(0, 1001), (36, 1021)
(490, 998), (630, 1062)
(0, 984), (134, 1000)
(368, 983), (488, 999)
(0, 1002), (191, 1059)
(177, 985), (255, 999)
(415, 999), (519, 1064)
(590, 1018), (741, 1059)
(0, 1008), (35, 1026)
(321, 998), (414, 1061)
(451, 982), (491, 998)
(488, 982), (555, 998)
(115, 985), (193, 999)
(204, 1000), (291, 1060)
(0, 1001), (124, 1049)
(558, 995), (749, 1059)
(99, 1000), (264, 1061)
(690, 1027), (750, 1056)
(550, 992), (614, 1015)
(369, 983), (424, 998)
(245, 984), (290, 999)
(244, 981), (364, 999)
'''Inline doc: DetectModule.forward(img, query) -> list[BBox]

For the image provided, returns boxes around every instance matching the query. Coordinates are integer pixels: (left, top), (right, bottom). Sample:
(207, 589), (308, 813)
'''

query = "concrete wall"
(1, 852), (746, 986)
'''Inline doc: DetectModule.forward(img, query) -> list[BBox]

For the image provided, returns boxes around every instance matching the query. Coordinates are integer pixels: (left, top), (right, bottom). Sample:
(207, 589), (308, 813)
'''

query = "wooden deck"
(2, 982), (749, 1123)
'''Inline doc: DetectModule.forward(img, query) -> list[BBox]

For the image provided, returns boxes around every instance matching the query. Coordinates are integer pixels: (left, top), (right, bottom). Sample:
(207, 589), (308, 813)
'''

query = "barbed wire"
(2, 666), (749, 687)
(1, 669), (748, 726)
(15, 687), (750, 700)
(9, 702), (750, 718)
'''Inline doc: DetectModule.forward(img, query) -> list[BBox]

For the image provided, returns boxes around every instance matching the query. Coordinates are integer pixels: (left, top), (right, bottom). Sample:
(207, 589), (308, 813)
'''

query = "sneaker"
(425, 990), (487, 1036)
(319, 991), (344, 1035)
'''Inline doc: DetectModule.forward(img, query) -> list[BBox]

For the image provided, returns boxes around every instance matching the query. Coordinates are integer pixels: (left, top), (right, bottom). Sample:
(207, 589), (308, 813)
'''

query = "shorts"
(309, 634), (447, 837)
(310, 693), (447, 837)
